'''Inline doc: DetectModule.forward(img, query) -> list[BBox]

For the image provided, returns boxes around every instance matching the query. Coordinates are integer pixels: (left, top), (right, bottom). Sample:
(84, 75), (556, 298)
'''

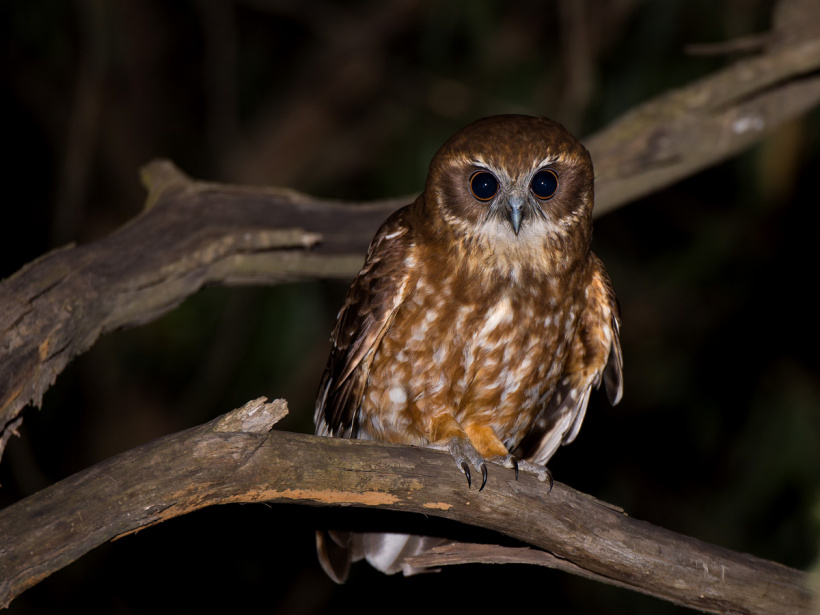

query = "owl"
(314, 115), (622, 582)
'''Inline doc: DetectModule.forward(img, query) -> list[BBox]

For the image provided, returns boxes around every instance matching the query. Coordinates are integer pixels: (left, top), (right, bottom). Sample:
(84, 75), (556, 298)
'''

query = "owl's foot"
(447, 436), (488, 491)
(491, 455), (554, 492)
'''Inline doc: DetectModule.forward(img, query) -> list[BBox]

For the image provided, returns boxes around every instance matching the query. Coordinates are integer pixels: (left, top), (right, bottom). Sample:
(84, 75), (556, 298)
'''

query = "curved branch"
(0, 398), (810, 613)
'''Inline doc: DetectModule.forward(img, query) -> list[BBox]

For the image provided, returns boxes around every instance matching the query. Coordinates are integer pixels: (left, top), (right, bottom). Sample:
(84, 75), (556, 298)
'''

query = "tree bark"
(0, 398), (810, 614)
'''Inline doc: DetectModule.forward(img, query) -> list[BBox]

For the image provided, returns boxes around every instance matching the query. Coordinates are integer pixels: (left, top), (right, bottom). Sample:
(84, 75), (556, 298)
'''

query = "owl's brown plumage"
(315, 115), (622, 581)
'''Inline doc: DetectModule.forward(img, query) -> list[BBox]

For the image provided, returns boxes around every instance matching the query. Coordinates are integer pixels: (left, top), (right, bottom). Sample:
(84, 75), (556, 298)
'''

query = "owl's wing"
(315, 206), (416, 438)
(515, 256), (623, 466)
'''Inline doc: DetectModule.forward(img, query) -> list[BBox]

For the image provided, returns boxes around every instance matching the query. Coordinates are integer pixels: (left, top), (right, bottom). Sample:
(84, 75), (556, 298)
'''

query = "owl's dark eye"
(531, 169), (558, 200)
(470, 171), (499, 201)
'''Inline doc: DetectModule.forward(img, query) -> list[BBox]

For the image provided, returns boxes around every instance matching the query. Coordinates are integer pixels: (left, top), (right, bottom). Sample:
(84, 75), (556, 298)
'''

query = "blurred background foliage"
(1, 0), (819, 613)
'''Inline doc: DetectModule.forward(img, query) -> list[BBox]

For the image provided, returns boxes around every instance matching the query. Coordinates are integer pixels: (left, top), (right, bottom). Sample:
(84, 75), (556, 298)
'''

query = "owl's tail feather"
(317, 530), (449, 582)
(316, 529), (358, 584)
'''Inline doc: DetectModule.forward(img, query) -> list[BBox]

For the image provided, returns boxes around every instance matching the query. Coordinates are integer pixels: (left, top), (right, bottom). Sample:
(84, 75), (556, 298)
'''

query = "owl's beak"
(507, 194), (525, 235)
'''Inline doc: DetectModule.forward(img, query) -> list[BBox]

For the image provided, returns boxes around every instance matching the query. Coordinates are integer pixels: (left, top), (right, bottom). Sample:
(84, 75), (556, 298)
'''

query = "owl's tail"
(316, 530), (449, 583)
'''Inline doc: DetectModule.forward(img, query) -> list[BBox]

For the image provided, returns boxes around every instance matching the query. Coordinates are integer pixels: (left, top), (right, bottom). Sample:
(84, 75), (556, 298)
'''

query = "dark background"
(2, 1), (819, 613)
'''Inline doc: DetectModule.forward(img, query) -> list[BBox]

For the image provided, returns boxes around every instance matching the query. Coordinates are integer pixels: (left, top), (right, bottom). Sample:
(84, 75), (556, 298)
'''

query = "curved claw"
(461, 461), (472, 489)
(478, 463), (488, 492)
(545, 467), (554, 493)
(511, 457), (519, 481)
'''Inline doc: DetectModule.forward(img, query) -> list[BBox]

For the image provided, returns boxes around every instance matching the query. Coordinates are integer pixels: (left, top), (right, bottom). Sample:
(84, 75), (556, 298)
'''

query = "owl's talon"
(512, 457), (519, 481)
(546, 467), (554, 493)
(448, 436), (488, 490)
(461, 461), (472, 488)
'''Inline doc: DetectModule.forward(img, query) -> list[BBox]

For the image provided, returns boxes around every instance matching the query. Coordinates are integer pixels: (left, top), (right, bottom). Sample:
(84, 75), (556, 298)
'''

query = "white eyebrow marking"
(532, 154), (559, 171)
(469, 155), (491, 168)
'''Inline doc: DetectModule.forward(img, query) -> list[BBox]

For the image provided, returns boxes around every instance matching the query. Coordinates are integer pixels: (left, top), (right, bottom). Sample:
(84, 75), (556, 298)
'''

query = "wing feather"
(315, 206), (416, 438)
(514, 257), (623, 466)
(603, 312), (624, 405)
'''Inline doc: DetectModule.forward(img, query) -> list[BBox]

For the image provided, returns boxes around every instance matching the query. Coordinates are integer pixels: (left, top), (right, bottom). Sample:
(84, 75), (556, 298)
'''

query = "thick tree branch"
(0, 161), (397, 460)
(0, 398), (810, 613)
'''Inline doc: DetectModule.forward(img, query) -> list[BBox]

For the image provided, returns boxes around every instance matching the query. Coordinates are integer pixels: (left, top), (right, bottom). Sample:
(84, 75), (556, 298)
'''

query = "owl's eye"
(470, 172), (499, 201)
(531, 169), (558, 200)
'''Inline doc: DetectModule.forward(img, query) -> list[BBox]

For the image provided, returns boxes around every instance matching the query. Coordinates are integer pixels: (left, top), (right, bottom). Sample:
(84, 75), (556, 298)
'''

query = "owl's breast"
(359, 268), (580, 448)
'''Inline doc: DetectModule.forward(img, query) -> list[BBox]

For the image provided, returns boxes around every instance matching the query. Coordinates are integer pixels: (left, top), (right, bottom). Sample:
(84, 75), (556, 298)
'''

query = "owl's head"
(422, 115), (594, 260)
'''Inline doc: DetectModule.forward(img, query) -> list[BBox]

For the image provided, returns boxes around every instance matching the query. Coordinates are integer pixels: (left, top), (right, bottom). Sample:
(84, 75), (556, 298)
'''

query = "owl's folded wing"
(315, 205), (416, 438)
(514, 256), (623, 466)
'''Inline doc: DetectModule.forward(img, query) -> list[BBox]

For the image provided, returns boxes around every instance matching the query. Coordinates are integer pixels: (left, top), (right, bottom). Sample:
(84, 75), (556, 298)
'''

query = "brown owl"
(315, 115), (622, 582)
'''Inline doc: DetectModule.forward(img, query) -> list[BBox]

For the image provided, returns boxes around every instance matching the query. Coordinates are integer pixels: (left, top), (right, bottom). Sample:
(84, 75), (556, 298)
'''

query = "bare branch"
(587, 36), (820, 216)
(0, 161), (400, 460)
(407, 542), (656, 595)
(0, 398), (810, 613)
